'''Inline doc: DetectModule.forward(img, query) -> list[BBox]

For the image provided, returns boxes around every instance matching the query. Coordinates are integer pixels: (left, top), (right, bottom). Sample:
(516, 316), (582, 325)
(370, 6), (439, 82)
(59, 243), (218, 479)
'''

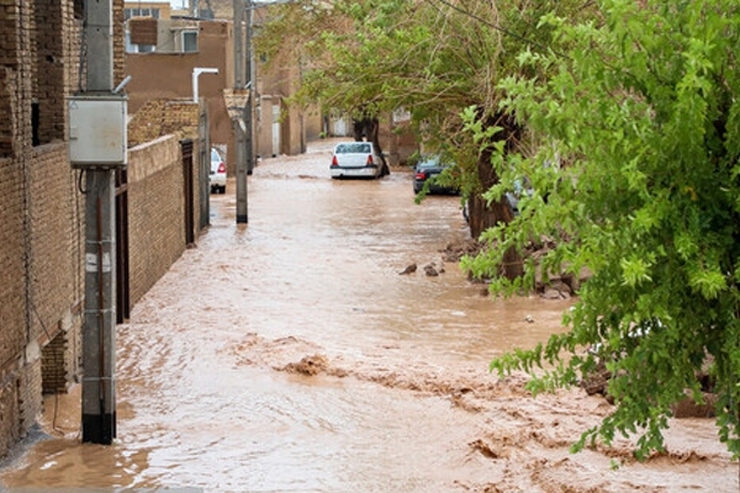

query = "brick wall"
(113, 0), (125, 85)
(128, 99), (204, 270)
(0, 0), (208, 460)
(162, 101), (200, 138)
(0, 151), (25, 456)
(128, 99), (201, 147)
(0, 374), (21, 458)
(33, 0), (65, 146)
(0, 0), (123, 459)
(127, 135), (187, 305)
(24, 143), (85, 424)
(128, 99), (167, 147)
(42, 329), (68, 394)
(0, 144), (84, 459)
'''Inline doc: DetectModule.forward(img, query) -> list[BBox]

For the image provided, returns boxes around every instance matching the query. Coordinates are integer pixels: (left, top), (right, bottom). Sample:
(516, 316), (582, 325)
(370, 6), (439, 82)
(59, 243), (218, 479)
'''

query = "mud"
(0, 138), (735, 492)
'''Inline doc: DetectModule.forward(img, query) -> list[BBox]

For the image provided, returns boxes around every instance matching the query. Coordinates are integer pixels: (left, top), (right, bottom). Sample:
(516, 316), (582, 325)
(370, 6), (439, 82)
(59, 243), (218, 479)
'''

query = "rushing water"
(0, 139), (735, 492)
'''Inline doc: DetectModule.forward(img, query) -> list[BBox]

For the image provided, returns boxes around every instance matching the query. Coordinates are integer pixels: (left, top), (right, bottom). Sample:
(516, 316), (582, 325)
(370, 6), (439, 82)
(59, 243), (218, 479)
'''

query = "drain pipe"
(192, 67), (219, 103)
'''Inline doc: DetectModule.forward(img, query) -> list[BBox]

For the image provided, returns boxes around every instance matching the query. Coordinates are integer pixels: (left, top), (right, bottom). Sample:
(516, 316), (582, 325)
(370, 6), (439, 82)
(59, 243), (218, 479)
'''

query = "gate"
(115, 168), (130, 323)
(181, 139), (195, 245)
(198, 104), (210, 229)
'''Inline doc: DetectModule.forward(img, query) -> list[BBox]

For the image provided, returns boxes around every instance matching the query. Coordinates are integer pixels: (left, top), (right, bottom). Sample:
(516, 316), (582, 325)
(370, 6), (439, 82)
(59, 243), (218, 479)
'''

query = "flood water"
(0, 139), (736, 492)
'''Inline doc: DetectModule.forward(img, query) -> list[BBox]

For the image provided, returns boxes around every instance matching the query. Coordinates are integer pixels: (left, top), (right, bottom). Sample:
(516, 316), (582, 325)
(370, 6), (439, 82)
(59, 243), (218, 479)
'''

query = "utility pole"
(233, 0), (249, 223)
(79, 0), (118, 444)
(245, 0), (255, 177)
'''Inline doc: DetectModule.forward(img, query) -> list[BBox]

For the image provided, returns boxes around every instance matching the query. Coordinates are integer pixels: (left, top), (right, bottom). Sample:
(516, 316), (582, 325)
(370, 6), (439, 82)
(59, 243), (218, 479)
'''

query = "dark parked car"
(412, 155), (458, 194)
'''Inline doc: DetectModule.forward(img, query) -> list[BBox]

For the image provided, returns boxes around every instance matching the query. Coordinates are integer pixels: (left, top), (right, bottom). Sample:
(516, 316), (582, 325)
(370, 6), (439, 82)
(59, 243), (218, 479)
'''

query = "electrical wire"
(77, 17), (87, 93)
(77, 169), (88, 194)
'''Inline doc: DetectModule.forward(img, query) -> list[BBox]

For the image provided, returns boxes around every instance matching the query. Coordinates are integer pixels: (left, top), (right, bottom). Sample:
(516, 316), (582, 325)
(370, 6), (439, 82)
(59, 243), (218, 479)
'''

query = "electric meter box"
(68, 95), (128, 168)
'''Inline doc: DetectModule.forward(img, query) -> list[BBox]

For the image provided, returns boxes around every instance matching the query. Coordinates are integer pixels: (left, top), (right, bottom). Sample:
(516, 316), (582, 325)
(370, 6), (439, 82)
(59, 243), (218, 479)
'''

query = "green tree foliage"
(255, 0), (592, 257)
(464, 0), (740, 459)
(257, 0), (504, 136)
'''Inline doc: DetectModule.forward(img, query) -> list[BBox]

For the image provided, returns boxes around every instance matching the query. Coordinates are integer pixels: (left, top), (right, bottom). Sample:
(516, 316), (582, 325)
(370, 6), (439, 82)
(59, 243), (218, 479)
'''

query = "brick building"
(0, 0), (208, 458)
(0, 0), (114, 457)
(123, 3), (323, 175)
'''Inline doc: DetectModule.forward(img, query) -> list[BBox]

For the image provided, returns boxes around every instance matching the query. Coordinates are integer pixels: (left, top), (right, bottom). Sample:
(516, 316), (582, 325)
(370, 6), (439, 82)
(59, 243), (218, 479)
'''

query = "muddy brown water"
(0, 139), (735, 492)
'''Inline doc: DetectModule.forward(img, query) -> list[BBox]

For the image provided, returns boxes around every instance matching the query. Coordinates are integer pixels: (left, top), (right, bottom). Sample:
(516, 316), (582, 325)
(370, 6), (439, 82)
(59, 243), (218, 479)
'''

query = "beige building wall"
(125, 20), (236, 171)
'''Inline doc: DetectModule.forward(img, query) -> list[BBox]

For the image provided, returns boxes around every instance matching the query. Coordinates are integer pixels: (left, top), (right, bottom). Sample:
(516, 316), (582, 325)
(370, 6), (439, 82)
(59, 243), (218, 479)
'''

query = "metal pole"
(81, 0), (116, 444)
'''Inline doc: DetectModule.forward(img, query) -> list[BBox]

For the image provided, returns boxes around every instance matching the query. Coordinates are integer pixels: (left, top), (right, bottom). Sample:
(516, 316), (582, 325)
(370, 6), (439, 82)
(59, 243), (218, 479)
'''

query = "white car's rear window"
(336, 143), (371, 154)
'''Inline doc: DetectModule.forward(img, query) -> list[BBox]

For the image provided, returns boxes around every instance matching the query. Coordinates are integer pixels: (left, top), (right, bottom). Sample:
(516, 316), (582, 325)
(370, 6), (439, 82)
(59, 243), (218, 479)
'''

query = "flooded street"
(0, 139), (736, 492)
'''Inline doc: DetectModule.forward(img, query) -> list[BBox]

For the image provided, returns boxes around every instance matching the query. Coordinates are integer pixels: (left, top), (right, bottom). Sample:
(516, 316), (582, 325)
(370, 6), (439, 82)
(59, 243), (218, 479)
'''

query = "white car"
(330, 141), (389, 179)
(209, 147), (227, 194)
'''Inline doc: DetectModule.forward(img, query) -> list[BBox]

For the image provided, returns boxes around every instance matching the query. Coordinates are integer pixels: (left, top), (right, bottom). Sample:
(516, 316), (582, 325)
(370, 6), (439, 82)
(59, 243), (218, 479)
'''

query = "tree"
(464, 0), (740, 460)
(255, 0), (592, 278)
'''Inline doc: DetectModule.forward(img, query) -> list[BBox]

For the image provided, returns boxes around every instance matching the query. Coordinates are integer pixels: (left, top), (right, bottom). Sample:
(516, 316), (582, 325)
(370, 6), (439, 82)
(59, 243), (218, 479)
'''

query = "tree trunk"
(353, 116), (389, 174)
(466, 110), (523, 280)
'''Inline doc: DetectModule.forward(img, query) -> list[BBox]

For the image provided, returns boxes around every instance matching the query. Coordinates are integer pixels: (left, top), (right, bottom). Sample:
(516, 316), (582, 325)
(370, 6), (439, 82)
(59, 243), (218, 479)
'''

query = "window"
(337, 143), (371, 154)
(182, 31), (198, 53)
(125, 7), (160, 20)
(125, 30), (134, 52)
(125, 31), (156, 54)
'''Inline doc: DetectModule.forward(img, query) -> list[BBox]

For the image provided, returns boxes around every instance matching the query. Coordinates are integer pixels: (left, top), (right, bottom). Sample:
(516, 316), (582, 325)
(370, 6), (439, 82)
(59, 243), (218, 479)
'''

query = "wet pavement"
(0, 139), (735, 492)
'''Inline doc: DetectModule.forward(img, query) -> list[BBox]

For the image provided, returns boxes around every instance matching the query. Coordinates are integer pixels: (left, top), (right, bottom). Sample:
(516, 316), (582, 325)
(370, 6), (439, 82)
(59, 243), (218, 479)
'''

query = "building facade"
(0, 0), (123, 456)
(125, 17), (238, 171)
(0, 0), (208, 458)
